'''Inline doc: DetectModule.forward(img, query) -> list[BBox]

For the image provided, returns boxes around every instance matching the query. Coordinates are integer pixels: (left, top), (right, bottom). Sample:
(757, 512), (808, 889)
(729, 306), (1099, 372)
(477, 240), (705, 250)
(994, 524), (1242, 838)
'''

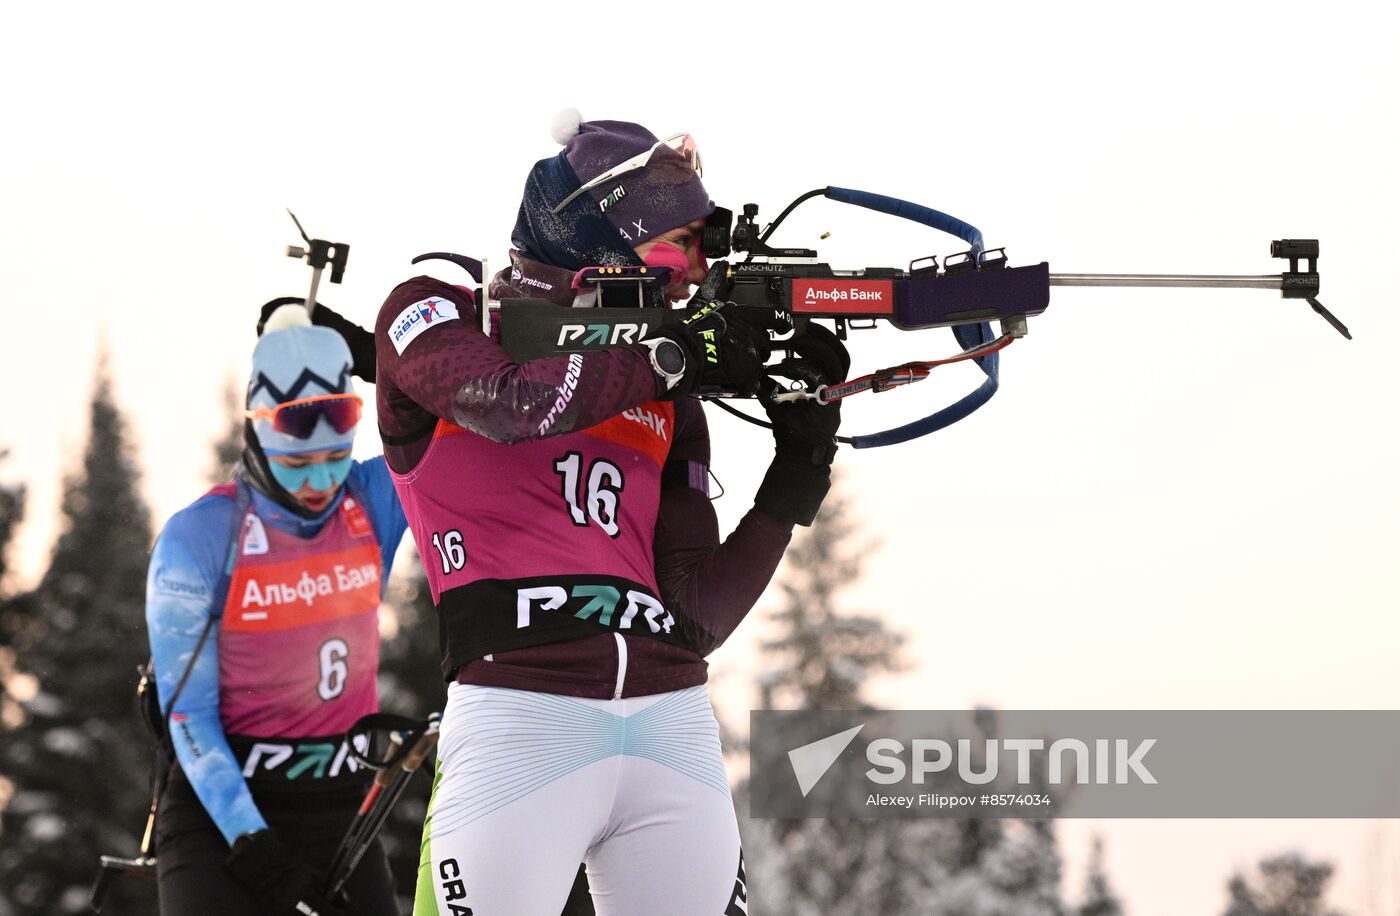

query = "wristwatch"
(642, 337), (687, 390)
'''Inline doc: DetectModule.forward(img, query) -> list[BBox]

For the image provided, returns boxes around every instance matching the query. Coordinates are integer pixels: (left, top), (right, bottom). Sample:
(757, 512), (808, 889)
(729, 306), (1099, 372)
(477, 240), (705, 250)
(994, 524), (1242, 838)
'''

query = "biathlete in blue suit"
(145, 304), (408, 916)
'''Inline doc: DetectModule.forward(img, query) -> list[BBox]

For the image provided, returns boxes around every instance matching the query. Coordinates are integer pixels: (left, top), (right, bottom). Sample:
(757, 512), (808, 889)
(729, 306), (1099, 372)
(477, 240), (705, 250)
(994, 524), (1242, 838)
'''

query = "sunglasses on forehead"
(551, 133), (702, 215)
(246, 394), (363, 439)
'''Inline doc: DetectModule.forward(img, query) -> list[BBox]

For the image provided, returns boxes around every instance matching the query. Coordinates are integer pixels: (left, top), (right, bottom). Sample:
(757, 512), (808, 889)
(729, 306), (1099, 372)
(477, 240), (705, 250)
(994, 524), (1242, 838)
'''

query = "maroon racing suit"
(375, 252), (797, 699)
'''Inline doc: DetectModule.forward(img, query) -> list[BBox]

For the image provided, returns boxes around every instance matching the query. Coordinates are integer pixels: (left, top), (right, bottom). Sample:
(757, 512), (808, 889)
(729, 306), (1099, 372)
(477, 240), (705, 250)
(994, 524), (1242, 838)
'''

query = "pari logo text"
(557, 322), (653, 348)
(792, 279), (894, 315)
(241, 736), (367, 780)
(599, 184), (627, 213)
(516, 584), (675, 635)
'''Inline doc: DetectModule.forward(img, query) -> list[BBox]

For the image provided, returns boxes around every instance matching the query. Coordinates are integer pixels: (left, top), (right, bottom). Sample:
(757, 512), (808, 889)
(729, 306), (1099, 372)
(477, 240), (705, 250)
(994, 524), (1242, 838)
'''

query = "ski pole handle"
(372, 714), (440, 787)
(328, 716), (442, 898)
(397, 716), (441, 777)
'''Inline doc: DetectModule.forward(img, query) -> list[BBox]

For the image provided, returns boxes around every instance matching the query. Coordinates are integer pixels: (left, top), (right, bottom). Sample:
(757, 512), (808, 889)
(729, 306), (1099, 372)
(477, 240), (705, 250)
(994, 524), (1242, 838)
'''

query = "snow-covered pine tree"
(0, 446), (37, 862)
(0, 449), (24, 593)
(1223, 852), (1347, 916)
(208, 375), (246, 485)
(743, 474), (1075, 916)
(757, 472), (904, 712)
(0, 447), (33, 668)
(0, 354), (157, 915)
(743, 473), (955, 915)
(1078, 836), (1124, 916)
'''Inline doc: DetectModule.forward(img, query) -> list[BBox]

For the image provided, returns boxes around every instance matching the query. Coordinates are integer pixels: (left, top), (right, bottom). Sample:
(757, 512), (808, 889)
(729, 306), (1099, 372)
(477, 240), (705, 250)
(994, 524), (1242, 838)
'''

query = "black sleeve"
(653, 399), (795, 656)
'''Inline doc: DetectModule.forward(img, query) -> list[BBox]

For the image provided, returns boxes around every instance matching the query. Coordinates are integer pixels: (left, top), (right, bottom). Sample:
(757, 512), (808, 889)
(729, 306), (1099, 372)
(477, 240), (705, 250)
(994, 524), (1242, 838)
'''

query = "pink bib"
(219, 495), (382, 736)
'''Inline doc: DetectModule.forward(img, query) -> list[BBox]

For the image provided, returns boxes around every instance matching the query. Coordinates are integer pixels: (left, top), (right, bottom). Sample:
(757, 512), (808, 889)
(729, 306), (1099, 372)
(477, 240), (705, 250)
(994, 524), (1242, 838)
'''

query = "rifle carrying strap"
(850, 320), (999, 449)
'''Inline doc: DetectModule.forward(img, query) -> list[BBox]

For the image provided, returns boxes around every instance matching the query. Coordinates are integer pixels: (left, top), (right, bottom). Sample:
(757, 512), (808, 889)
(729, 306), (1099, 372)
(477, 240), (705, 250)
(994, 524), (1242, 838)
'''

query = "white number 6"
(318, 638), (349, 700)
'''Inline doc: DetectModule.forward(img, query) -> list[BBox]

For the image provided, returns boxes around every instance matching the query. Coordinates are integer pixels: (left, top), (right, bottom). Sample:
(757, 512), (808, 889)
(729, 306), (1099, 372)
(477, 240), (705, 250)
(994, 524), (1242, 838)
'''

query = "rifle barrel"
(306, 266), (324, 319)
(1049, 273), (1282, 290)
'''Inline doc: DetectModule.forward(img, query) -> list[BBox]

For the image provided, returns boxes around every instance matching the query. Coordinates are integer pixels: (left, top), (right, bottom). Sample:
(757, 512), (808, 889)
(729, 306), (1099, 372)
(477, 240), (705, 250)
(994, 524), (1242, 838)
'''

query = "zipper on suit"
(611, 633), (628, 700)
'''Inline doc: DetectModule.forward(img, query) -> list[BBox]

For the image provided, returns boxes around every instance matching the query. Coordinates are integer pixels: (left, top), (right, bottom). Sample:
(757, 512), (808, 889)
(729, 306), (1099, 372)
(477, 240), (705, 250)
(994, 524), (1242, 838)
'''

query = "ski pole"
(323, 713), (425, 889)
(325, 712), (441, 898)
(320, 717), (420, 890)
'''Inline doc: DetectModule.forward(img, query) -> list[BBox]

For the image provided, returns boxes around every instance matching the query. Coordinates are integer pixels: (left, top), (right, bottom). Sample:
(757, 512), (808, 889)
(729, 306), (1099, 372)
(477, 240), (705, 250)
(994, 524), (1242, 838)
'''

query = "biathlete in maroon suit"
(377, 114), (849, 916)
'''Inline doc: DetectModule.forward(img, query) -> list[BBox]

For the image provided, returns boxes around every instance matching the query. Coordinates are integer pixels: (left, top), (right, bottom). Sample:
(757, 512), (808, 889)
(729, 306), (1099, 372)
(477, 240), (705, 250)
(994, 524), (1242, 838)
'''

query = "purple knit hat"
(551, 110), (714, 245)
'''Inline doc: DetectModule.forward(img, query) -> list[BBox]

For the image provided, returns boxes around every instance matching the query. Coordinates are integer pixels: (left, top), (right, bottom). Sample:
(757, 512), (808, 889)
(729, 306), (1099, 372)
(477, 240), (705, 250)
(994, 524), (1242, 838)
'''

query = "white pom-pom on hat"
(550, 108), (582, 146)
(264, 303), (312, 333)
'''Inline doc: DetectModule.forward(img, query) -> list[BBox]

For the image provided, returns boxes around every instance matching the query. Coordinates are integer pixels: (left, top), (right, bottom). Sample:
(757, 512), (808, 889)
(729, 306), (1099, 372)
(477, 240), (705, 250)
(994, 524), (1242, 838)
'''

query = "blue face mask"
(268, 455), (354, 495)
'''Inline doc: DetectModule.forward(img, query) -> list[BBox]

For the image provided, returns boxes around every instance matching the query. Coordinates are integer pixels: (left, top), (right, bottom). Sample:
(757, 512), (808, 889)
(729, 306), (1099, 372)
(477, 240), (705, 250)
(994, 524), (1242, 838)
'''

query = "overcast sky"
(3, 2), (1398, 913)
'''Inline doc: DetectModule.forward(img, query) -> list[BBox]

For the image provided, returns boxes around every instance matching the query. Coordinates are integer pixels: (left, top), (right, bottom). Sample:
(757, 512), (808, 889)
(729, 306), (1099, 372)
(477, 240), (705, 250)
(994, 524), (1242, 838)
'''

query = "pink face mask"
(641, 239), (706, 288)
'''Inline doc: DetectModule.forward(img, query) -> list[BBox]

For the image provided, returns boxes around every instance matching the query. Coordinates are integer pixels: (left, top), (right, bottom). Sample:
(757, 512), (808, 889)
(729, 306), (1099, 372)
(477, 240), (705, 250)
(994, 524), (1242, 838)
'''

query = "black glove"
(754, 323), (849, 526)
(653, 301), (769, 399)
(257, 297), (377, 384)
(226, 829), (353, 916)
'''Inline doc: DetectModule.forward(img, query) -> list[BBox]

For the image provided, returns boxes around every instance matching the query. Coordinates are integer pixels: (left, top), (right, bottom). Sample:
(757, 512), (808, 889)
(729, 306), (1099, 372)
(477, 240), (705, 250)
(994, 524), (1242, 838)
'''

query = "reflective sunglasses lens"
(667, 135), (701, 177)
(271, 402), (322, 438)
(271, 399), (361, 438)
(323, 398), (363, 434)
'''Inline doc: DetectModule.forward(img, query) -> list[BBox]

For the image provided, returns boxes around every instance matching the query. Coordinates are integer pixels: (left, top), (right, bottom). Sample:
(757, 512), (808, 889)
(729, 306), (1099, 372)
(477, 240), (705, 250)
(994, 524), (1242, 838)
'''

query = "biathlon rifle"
(424, 189), (1349, 449)
(284, 209), (350, 318)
